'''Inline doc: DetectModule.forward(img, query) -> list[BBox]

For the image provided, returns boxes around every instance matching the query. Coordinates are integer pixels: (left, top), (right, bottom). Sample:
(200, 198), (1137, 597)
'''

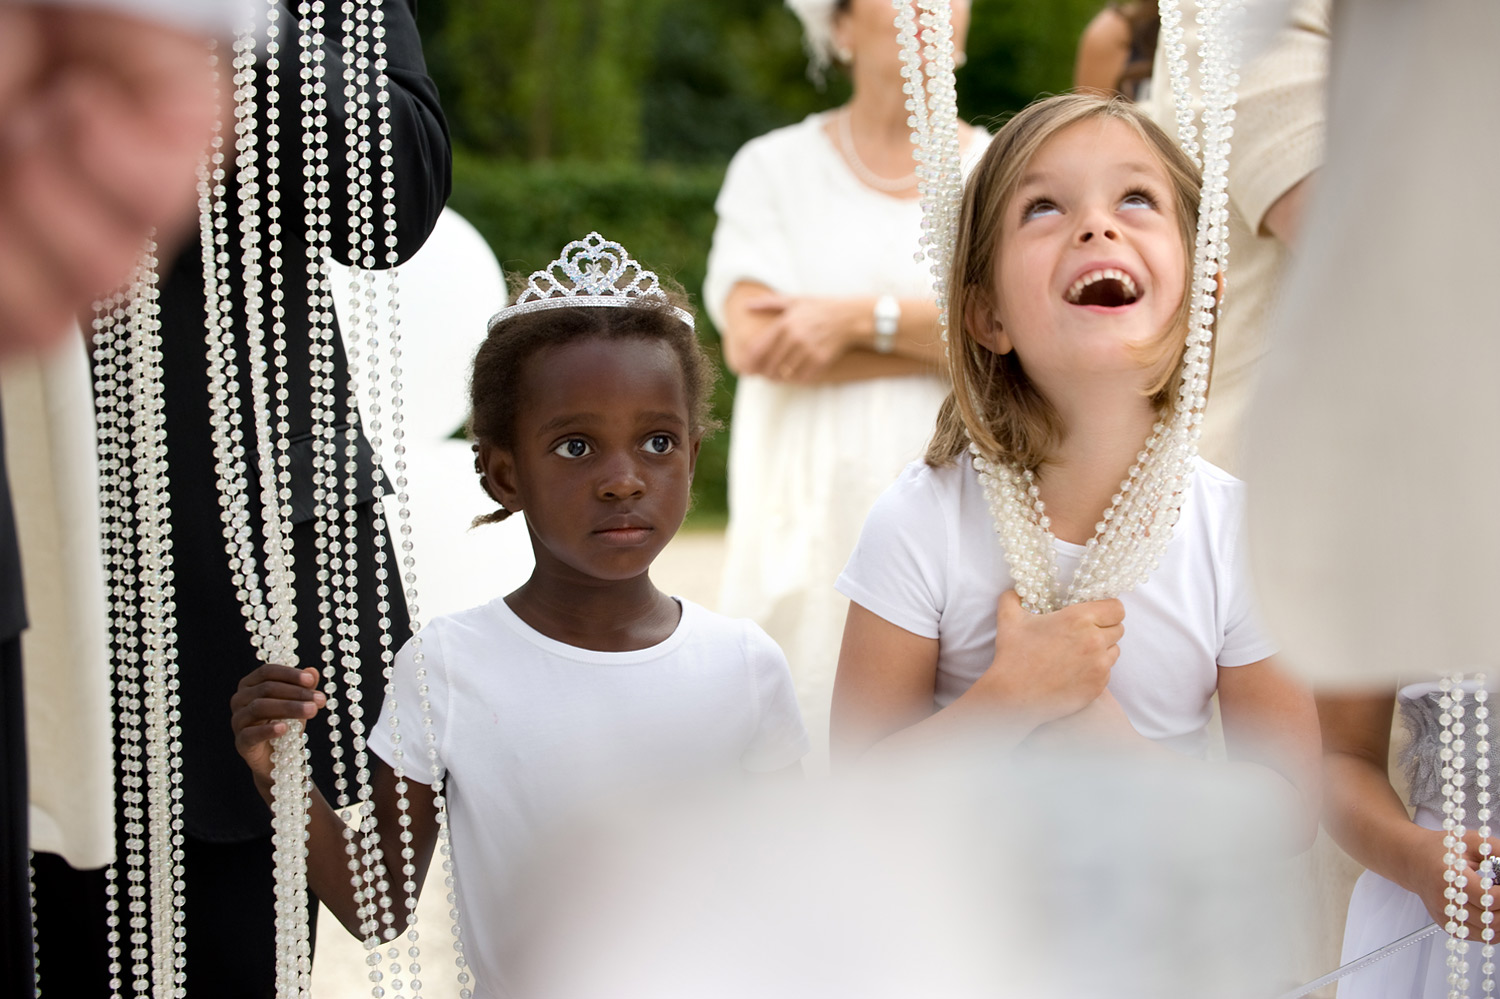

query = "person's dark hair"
(467, 283), (720, 527)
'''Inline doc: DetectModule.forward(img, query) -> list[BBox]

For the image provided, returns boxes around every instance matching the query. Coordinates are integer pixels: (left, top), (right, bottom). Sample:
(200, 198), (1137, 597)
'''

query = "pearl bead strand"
(899, 0), (1240, 614)
(1443, 674), (1474, 997)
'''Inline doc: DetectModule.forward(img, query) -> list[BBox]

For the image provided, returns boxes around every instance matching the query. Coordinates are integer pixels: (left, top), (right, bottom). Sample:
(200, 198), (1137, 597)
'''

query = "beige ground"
(309, 527), (1366, 998)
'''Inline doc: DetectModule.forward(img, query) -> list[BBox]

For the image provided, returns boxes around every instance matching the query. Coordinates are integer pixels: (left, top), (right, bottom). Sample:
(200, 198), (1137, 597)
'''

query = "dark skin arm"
(231, 664), (440, 939)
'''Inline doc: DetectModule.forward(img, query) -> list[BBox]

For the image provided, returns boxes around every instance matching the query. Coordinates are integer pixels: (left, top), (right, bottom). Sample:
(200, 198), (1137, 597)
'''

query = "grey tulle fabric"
(1400, 691), (1500, 816)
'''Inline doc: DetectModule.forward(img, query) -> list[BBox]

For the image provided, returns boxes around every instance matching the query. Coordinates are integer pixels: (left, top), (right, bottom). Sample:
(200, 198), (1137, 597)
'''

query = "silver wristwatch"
(873, 294), (900, 354)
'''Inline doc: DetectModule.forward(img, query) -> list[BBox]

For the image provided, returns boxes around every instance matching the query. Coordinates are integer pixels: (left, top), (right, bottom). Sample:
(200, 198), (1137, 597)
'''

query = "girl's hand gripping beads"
(979, 590), (1124, 729)
(230, 662), (440, 938)
(230, 665), (327, 786)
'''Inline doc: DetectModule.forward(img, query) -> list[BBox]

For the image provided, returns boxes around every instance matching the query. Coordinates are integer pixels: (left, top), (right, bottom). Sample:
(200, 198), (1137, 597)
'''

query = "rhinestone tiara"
(487, 231), (695, 331)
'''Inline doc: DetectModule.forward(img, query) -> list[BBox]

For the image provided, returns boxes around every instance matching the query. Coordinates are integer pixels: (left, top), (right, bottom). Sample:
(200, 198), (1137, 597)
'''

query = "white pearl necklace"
(897, 0), (1237, 611)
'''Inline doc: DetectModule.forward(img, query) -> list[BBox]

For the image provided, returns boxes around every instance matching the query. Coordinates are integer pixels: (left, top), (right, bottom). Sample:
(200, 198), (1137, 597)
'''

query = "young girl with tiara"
(830, 93), (1319, 819)
(228, 233), (809, 998)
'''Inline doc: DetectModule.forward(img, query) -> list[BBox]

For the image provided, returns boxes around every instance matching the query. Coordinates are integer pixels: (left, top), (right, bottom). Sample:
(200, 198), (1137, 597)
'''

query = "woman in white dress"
(704, 0), (982, 765)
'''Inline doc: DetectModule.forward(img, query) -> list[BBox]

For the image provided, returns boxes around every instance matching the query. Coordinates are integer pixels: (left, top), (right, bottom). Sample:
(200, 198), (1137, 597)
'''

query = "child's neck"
(506, 571), (681, 654)
(1034, 396), (1161, 546)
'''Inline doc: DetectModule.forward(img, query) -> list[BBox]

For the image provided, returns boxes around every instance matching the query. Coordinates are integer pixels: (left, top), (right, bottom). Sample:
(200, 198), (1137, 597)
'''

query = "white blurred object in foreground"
(508, 748), (1306, 999)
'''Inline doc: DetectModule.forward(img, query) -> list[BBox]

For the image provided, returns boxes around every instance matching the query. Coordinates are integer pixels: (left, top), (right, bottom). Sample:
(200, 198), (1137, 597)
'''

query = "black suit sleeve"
(267, 0), (451, 268)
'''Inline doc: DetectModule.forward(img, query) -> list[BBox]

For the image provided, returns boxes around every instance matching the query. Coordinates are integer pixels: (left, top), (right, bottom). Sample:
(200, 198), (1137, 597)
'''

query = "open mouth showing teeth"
(1066, 269), (1140, 307)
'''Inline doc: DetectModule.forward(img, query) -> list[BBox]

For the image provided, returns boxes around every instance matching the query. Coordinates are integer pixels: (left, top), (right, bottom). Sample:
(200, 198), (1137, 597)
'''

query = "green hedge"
(447, 151), (735, 525)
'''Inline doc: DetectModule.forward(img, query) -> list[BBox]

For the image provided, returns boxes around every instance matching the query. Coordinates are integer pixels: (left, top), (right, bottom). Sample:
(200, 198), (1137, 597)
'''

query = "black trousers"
(1, 638), (34, 997)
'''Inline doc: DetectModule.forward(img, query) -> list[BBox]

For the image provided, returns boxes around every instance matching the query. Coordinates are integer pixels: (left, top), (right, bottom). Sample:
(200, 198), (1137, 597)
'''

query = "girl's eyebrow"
(536, 411), (601, 435)
(535, 410), (689, 436)
(1017, 161), (1164, 188)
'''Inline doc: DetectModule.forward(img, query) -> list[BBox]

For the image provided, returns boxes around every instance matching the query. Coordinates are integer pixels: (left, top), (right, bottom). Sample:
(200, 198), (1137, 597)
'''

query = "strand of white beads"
(1443, 674), (1473, 998)
(334, 4), (407, 988)
(1474, 679), (1495, 994)
(28, 855), (38, 995)
(90, 291), (134, 999)
(298, 0), (381, 960)
(939, 0), (1235, 612)
(123, 241), (188, 998)
(349, 6), (429, 994)
(258, 6), (317, 993)
(1157, 0), (1200, 167)
(892, 0), (960, 338)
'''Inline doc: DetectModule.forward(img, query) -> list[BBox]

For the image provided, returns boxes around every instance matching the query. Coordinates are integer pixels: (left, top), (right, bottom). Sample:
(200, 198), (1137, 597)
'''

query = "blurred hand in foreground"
(0, 3), (219, 356)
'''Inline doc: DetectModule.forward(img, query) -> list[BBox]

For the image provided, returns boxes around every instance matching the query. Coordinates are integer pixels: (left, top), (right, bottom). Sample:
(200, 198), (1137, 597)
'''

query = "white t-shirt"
(836, 454), (1275, 757)
(367, 596), (809, 998)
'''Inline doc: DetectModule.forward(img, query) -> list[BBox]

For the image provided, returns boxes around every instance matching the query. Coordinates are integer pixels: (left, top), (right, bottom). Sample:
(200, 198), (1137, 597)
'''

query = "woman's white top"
(837, 454), (1275, 757)
(704, 111), (987, 760)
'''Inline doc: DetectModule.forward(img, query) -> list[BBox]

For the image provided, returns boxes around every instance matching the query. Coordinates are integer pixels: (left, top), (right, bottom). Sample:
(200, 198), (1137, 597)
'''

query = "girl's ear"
(477, 442), (522, 514)
(687, 434), (702, 480)
(963, 292), (1013, 355)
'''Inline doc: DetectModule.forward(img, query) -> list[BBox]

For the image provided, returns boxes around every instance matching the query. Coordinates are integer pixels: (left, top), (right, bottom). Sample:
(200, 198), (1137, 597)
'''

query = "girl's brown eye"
(644, 434), (676, 455)
(553, 439), (592, 459)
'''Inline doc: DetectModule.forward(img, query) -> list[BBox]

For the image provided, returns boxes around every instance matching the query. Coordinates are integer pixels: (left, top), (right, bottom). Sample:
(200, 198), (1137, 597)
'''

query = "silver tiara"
(487, 232), (695, 331)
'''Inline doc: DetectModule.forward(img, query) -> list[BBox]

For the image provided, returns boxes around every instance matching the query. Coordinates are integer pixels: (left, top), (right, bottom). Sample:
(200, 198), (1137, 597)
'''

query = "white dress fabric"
(704, 112), (986, 761)
(1336, 681), (1489, 998)
(0, 337), (114, 868)
(1246, 0), (1500, 686)
(836, 454), (1275, 757)
(366, 596), (809, 999)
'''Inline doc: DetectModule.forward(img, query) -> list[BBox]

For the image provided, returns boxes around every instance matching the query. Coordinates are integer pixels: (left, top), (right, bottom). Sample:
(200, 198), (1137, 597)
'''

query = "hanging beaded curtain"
(83, 2), (468, 997)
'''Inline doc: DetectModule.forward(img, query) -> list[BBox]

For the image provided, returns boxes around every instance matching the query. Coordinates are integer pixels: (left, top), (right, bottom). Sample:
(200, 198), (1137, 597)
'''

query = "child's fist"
(979, 590), (1124, 723)
(229, 665), (327, 784)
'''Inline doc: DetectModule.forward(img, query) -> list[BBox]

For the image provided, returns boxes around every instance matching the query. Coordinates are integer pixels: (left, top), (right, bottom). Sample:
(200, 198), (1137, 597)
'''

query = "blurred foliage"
(418, 0), (1107, 520)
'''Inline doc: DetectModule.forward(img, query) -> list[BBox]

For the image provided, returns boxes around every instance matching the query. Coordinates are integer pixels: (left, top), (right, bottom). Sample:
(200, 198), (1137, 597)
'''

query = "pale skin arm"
(232, 665), (441, 939)
(830, 591), (1125, 767)
(1073, 8), (1131, 97)
(1216, 656), (1322, 850)
(1320, 691), (1498, 929)
(1259, 171), (1317, 246)
(719, 280), (943, 385)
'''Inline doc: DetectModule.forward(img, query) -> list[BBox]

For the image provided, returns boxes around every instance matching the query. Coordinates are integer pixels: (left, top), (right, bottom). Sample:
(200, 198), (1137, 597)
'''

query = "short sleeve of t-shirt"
(703, 137), (799, 331)
(835, 462), (949, 640)
(1213, 482), (1277, 667)
(367, 625), (453, 787)
(740, 621), (812, 772)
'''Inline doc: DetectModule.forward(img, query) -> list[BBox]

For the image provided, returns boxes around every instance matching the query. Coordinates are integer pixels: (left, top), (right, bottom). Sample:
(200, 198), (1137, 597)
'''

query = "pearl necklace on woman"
(836, 107), (918, 193)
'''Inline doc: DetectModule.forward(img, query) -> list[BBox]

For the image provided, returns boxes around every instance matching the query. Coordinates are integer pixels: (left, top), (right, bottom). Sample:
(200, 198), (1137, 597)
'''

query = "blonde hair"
(927, 93), (1203, 470)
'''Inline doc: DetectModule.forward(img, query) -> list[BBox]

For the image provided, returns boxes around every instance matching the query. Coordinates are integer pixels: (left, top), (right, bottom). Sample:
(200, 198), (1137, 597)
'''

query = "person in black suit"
(29, 3), (451, 994)
(1, 4), (229, 993)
